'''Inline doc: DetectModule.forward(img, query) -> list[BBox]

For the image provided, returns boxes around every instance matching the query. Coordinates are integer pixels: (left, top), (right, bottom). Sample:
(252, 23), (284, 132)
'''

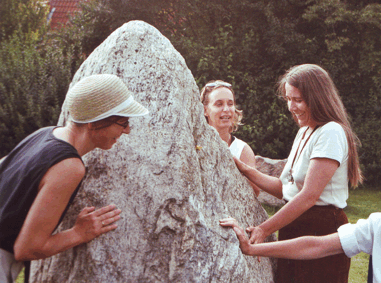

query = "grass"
(344, 187), (381, 282)
(16, 270), (24, 283)
(16, 188), (380, 283)
(263, 187), (381, 283)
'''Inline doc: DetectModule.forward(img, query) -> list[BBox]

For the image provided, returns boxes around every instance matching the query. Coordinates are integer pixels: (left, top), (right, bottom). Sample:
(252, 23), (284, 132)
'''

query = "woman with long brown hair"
(221, 64), (362, 282)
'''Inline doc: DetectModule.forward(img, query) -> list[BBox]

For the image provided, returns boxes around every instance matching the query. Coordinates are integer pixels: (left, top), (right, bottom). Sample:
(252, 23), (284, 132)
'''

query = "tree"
(3, 0), (381, 186)
(0, 0), (83, 156)
(301, 0), (381, 184)
(0, 0), (49, 42)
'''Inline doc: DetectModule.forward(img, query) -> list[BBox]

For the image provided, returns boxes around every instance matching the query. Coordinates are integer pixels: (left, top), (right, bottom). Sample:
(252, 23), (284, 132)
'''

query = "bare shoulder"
(51, 158), (85, 178)
(58, 157), (85, 173)
(240, 144), (256, 167)
(39, 158), (85, 192)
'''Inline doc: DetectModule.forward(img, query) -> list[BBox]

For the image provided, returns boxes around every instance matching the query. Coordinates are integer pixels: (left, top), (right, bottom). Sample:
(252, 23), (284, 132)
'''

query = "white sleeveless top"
(229, 136), (247, 159)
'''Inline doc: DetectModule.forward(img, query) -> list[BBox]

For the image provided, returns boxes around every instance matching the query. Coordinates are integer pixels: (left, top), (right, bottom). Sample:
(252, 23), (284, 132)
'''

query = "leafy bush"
(2, 0), (381, 187)
(0, 0), (83, 156)
(0, 30), (82, 156)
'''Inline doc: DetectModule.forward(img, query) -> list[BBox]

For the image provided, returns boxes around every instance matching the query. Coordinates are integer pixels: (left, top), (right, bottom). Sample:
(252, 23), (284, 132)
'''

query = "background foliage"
(0, 0), (84, 154)
(1, 0), (381, 186)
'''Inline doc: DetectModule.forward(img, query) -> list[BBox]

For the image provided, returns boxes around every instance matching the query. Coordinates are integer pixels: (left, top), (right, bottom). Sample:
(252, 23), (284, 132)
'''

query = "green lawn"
(16, 270), (24, 283)
(263, 187), (381, 283)
(16, 187), (380, 283)
(344, 187), (381, 282)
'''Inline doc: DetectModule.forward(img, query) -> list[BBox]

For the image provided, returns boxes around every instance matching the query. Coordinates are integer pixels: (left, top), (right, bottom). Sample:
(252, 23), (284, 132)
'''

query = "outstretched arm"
(239, 145), (261, 197)
(14, 158), (122, 261)
(244, 158), (339, 246)
(226, 128), (355, 259)
(220, 218), (344, 259)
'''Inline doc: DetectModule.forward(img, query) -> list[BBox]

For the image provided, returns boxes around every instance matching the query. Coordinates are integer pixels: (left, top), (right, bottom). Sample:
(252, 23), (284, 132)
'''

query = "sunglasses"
(205, 81), (232, 88)
(115, 118), (129, 128)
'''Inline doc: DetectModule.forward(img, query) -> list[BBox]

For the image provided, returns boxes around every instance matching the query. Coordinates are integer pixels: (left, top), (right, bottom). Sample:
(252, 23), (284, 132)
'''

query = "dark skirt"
(275, 205), (351, 283)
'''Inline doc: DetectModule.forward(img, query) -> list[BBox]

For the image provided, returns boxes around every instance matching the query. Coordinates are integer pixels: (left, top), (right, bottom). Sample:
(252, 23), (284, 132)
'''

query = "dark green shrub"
(0, 30), (82, 156)
(3, 0), (381, 187)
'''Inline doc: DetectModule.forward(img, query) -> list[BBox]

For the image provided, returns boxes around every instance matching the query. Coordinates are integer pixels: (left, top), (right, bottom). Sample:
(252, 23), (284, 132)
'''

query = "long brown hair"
(277, 64), (363, 187)
(200, 80), (243, 132)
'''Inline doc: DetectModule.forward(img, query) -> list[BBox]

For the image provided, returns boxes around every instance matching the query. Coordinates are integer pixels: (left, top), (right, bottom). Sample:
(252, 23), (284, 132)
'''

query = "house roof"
(48, 0), (83, 28)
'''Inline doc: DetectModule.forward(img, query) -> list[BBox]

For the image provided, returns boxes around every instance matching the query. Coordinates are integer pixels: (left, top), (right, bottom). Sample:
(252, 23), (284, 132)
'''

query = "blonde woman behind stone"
(200, 80), (260, 197)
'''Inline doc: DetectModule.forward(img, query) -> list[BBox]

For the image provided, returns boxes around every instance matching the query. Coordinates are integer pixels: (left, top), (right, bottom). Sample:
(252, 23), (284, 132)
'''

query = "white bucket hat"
(66, 74), (149, 123)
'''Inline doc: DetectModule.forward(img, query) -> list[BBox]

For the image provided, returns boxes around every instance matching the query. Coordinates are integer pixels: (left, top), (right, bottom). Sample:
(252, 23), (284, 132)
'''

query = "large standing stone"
(30, 21), (276, 282)
(256, 156), (287, 207)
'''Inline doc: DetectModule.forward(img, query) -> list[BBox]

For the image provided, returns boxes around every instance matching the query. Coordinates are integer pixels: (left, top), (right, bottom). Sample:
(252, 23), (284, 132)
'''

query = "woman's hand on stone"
(219, 217), (253, 256)
(246, 225), (267, 244)
(219, 217), (240, 229)
(233, 156), (251, 175)
(73, 204), (122, 243)
(246, 226), (267, 261)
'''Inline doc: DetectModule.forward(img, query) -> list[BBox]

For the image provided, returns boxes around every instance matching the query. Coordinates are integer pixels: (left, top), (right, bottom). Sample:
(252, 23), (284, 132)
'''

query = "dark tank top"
(0, 127), (83, 254)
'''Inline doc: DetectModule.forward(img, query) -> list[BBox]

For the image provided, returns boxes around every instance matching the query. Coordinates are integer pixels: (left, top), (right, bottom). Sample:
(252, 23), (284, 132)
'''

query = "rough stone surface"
(256, 156), (287, 207)
(30, 21), (276, 283)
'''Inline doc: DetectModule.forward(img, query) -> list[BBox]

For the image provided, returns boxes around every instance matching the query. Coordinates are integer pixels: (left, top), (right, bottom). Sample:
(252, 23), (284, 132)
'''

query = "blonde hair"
(200, 80), (243, 132)
(277, 64), (363, 187)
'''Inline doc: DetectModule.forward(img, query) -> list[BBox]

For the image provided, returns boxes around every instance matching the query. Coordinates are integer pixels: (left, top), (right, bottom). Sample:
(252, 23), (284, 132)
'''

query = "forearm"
(247, 179), (261, 197)
(259, 158), (339, 237)
(259, 191), (317, 236)
(15, 204), (120, 261)
(246, 234), (343, 260)
(14, 228), (84, 261)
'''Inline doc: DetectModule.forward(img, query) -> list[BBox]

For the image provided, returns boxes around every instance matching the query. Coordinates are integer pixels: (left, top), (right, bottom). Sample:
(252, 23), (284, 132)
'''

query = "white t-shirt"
(338, 213), (381, 283)
(229, 137), (247, 159)
(280, 122), (349, 208)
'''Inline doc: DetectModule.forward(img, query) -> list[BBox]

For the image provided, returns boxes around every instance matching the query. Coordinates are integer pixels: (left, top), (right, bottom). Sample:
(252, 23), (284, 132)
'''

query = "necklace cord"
(288, 126), (320, 183)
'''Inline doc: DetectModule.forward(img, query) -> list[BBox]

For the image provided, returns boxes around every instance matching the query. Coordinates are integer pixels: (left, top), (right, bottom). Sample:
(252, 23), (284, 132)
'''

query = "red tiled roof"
(48, 0), (83, 28)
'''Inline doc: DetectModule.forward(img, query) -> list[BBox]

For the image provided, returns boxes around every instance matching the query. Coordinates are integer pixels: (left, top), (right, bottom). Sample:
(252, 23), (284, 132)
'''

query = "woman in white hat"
(0, 74), (148, 283)
(200, 80), (260, 197)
